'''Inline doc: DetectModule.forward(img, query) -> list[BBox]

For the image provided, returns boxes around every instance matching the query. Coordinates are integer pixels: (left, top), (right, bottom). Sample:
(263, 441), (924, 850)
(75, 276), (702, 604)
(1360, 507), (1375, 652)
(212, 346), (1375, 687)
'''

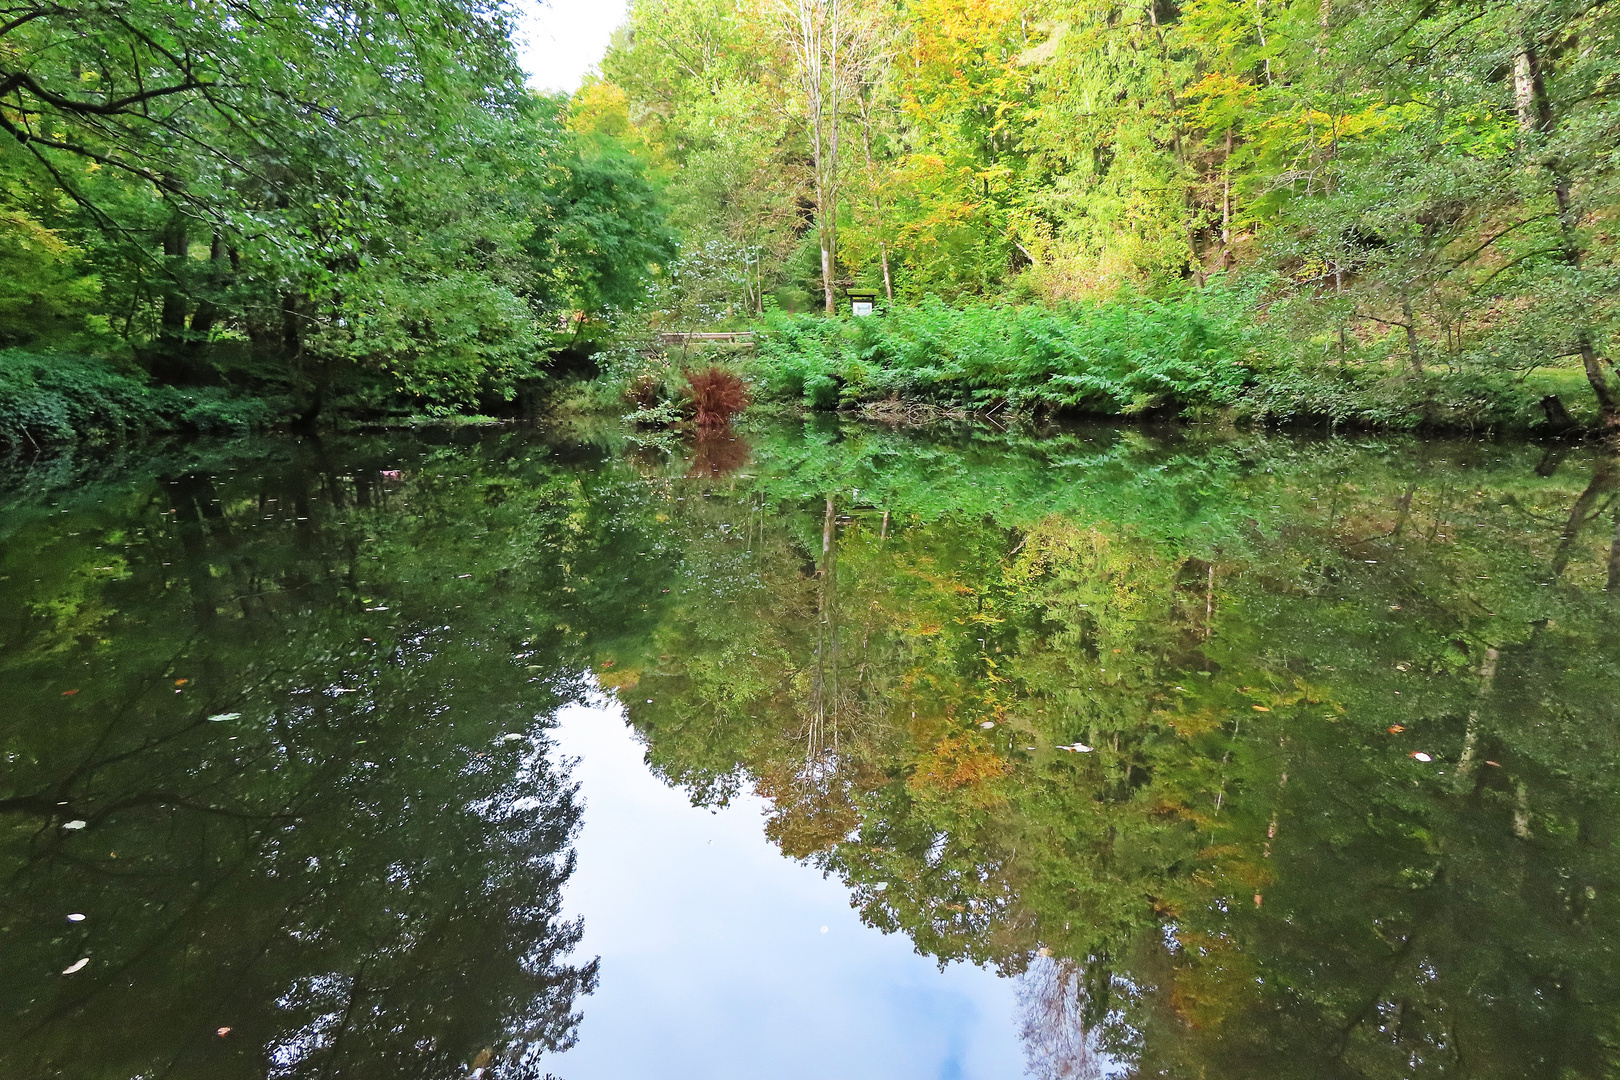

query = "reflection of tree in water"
(1017, 956), (1116, 1080)
(0, 434), (666, 1080)
(615, 430), (1620, 1080)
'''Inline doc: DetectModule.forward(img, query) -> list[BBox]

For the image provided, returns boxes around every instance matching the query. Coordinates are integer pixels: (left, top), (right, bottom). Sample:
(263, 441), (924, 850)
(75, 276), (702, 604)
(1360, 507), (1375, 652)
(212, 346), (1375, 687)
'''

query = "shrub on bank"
(0, 350), (271, 450)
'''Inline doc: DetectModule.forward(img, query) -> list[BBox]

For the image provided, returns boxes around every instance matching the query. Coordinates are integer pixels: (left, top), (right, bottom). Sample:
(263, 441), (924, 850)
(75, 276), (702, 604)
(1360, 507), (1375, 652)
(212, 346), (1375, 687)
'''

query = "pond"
(2, 419), (1617, 1079)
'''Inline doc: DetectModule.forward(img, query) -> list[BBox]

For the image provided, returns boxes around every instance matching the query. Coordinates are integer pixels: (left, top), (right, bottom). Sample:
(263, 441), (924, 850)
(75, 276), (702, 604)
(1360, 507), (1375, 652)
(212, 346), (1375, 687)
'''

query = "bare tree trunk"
(783, 0), (871, 316)
(857, 85), (893, 302)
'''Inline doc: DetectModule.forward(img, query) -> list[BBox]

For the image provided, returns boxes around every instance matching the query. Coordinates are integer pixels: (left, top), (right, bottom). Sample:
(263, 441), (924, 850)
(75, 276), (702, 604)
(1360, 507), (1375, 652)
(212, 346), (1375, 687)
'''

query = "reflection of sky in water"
(547, 699), (1025, 1079)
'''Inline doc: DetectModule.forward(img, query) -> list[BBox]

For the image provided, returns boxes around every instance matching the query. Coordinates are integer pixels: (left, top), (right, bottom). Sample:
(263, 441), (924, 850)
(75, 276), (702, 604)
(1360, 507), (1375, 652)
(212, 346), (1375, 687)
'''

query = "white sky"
(510, 0), (631, 95)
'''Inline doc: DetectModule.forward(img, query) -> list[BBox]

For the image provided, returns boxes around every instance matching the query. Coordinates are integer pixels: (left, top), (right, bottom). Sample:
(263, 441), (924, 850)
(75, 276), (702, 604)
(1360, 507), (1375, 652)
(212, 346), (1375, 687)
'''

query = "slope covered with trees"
(590, 0), (1619, 431)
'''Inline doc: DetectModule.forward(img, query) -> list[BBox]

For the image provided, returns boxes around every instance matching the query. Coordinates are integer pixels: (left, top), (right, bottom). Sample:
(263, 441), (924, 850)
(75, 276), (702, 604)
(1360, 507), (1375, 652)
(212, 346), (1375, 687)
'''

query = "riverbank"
(5, 298), (1608, 456)
(582, 299), (1607, 437)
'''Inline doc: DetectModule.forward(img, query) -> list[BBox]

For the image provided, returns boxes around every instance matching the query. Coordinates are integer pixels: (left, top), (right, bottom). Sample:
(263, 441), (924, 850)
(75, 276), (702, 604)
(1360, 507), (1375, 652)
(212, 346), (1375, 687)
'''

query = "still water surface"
(2, 419), (1617, 1079)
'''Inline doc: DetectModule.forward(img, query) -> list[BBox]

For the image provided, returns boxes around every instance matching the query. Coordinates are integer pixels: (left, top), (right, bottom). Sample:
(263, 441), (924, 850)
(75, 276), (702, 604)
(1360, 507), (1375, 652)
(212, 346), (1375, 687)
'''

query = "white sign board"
(851, 300), (874, 316)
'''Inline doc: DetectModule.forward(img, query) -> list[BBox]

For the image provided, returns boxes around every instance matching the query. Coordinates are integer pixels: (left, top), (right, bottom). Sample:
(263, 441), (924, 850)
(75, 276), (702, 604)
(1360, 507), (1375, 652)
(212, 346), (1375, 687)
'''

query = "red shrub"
(685, 367), (750, 430)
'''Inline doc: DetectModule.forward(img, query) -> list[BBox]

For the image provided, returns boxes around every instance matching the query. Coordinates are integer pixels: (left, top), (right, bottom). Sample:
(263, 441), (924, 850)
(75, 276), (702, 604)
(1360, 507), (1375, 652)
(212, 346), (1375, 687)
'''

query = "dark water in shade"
(2, 420), (1618, 1080)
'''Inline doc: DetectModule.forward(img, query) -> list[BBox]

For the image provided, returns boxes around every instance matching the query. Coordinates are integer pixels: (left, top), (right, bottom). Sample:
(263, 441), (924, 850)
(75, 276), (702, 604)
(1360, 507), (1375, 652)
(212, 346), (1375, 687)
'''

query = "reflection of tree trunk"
(1204, 563), (1215, 640)
(1453, 647), (1499, 793)
(1392, 482), (1416, 538)
(809, 497), (840, 761)
(1552, 456), (1619, 578)
(1608, 513), (1620, 597)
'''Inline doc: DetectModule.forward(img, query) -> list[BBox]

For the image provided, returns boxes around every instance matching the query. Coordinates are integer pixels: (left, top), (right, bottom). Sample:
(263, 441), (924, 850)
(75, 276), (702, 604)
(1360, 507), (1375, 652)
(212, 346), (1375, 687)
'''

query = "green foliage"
(752, 298), (1250, 415)
(0, 350), (270, 448)
(599, 0), (1620, 427)
(532, 128), (679, 316)
(0, 4), (675, 429)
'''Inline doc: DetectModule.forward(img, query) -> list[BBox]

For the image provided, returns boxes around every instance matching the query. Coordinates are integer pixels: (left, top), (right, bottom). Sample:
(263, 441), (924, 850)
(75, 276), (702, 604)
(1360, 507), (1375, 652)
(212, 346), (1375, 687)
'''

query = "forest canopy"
(0, 0), (671, 421)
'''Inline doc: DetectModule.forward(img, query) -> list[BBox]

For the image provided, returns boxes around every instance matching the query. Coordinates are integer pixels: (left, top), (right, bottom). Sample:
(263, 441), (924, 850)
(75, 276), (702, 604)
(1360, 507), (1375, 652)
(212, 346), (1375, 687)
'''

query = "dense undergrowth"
(591, 297), (1589, 435)
(0, 350), (271, 449)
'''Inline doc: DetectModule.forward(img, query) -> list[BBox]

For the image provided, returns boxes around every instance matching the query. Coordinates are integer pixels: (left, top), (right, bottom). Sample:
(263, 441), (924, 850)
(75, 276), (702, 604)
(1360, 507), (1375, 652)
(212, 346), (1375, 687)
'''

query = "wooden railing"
(658, 331), (756, 347)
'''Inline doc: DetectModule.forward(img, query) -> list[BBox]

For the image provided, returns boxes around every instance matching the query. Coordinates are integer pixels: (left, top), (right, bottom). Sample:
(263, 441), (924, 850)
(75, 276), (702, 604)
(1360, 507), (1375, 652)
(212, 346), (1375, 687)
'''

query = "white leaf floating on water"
(1411, 751), (1433, 762)
(1057, 743), (1094, 753)
(62, 819), (87, 830)
(208, 713), (241, 722)
(502, 733), (524, 743)
(62, 958), (89, 975)
(980, 721), (996, 729)
(67, 913), (86, 923)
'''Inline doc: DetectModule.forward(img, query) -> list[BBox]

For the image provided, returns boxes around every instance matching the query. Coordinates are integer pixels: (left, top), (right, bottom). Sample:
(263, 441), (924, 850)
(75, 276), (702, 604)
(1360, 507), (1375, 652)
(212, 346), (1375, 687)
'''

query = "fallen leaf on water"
(174, 678), (189, 686)
(1387, 725), (1405, 734)
(61, 689), (79, 697)
(1057, 743), (1094, 753)
(62, 958), (89, 975)
(1037, 946), (1052, 957)
(1485, 760), (1501, 767)
(1252, 705), (1271, 712)
(1411, 751), (1433, 762)
(502, 733), (524, 743)
(980, 721), (996, 729)
(217, 1027), (232, 1037)
(1253, 894), (1263, 907)
(62, 819), (87, 830)
(67, 913), (86, 922)
(457, 574), (472, 579)
(209, 713), (241, 722)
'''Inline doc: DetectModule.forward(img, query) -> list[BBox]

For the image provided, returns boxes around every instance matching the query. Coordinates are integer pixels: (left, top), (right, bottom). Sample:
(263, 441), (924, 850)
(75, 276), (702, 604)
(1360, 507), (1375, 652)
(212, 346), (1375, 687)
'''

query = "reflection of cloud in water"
(547, 696), (1025, 1079)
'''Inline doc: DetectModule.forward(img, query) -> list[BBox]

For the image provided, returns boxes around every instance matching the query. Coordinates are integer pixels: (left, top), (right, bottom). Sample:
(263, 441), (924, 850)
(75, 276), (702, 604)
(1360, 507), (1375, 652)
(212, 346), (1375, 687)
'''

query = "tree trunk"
(148, 212), (192, 384)
(1517, 45), (1620, 434)
(185, 231), (226, 361)
(1400, 293), (1422, 377)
